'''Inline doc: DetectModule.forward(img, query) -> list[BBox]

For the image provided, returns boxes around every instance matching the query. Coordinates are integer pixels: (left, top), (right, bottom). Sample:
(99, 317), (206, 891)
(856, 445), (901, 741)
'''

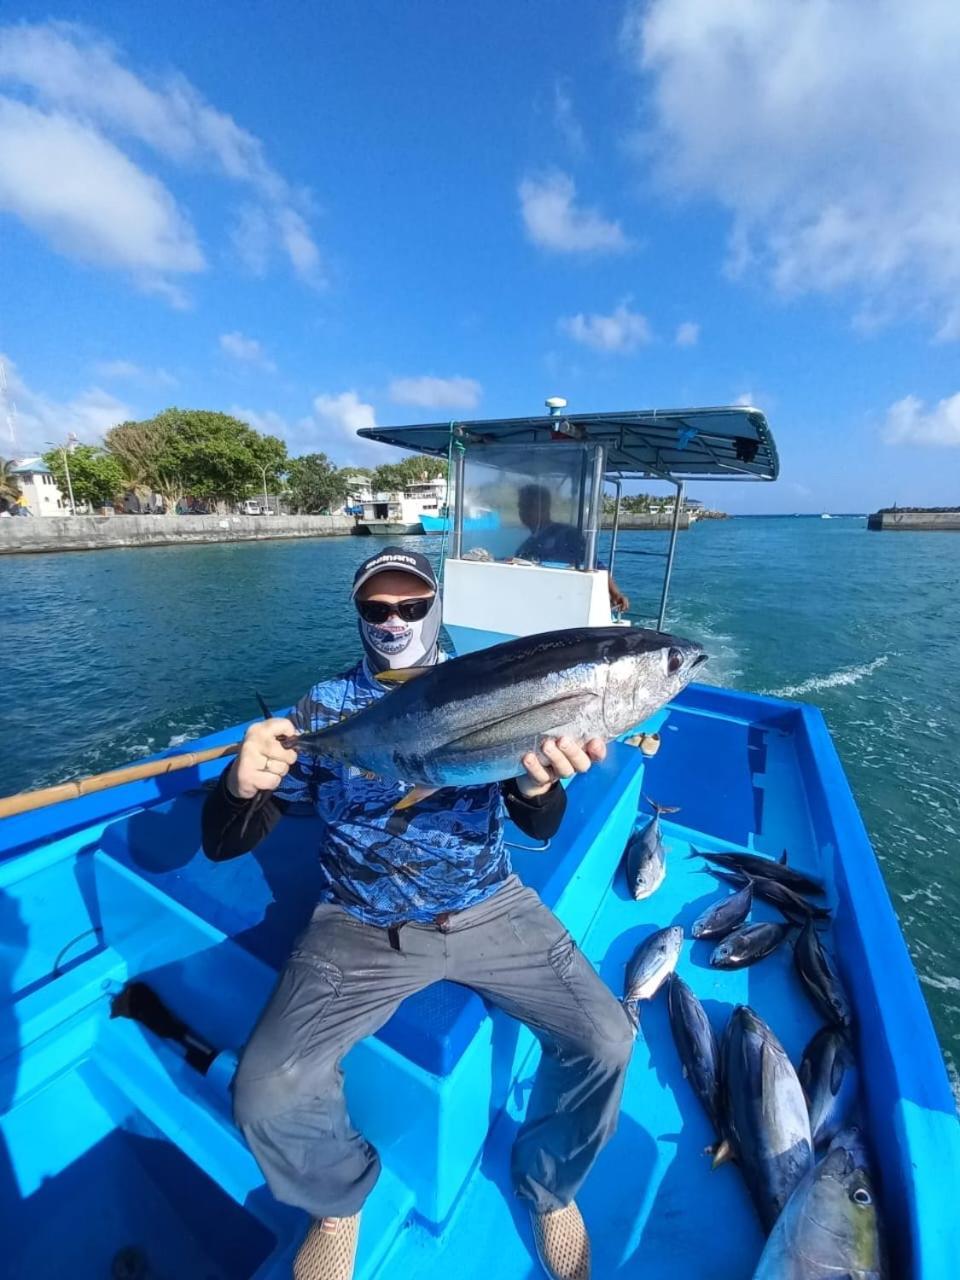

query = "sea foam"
(761, 655), (889, 699)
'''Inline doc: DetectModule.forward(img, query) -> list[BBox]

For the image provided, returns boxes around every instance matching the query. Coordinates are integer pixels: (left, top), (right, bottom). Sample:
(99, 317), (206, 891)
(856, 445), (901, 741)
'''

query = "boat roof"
(358, 404), (778, 483)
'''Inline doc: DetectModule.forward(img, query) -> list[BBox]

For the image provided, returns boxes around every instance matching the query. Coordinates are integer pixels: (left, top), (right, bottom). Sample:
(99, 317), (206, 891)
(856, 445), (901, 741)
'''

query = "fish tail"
(622, 999), (641, 1035)
(709, 1138), (734, 1169)
(643, 794), (681, 816)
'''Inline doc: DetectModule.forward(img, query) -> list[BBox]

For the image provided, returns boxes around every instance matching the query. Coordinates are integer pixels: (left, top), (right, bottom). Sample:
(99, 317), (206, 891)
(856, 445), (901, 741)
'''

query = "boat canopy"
(358, 404), (778, 484)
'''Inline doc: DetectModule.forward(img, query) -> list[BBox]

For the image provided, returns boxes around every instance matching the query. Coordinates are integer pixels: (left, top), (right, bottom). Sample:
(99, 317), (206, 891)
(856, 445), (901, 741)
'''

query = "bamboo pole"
(0, 741), (242, 821)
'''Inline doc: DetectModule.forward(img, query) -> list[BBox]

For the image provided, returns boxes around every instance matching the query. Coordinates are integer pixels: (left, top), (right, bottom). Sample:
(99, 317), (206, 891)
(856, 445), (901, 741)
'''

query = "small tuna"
(723, 1005), (814, 1231)
(705, 868), (830, 923)
(623, 798), (678, 900)
(710, 921), (793, 970)
(798, 1026), (859, 1150)
(623, 925), (683, 1025)
(666, 974), (722, 1137)
(752, 1127), (885, 1279)
(691, 848), (825, 898)
(691, 882), (754, 940)
(794, 919), (853, 1027)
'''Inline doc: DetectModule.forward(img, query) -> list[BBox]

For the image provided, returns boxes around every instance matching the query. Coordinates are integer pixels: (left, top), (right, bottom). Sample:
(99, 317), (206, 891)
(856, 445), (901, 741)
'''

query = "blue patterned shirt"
(273, 661), (512, 926)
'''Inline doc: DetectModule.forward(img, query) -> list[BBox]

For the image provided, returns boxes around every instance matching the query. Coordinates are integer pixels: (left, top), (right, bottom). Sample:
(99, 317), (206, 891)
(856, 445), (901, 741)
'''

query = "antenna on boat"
(545, 396), (567, 417)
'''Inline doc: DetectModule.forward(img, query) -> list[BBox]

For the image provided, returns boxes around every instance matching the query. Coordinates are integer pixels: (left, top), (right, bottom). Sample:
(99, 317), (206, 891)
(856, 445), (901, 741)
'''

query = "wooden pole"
(0, 741), (242, 821)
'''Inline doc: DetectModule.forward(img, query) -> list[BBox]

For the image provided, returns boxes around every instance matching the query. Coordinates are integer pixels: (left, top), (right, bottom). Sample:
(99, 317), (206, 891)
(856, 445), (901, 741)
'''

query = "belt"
(387, 912), (453, 952)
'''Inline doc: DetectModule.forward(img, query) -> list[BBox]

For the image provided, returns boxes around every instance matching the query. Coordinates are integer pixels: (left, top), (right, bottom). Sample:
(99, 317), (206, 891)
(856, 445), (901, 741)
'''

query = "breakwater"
(0, 513), (354, 555)
(867, 508), (960, 532)
(602, 512), (691, 530)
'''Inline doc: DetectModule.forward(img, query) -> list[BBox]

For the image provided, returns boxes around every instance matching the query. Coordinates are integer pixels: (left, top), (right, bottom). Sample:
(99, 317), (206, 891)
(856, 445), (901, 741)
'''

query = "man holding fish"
(202, 547), (706, 1280)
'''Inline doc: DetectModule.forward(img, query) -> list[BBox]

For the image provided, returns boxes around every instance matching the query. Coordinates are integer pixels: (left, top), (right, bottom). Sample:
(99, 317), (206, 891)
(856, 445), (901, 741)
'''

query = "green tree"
(42, 445), (126, 509)
(104, 409), (287, 510)
(286, 453), (350, 513)
(1, 458), (21, 501)
(371, 454), (446, 493)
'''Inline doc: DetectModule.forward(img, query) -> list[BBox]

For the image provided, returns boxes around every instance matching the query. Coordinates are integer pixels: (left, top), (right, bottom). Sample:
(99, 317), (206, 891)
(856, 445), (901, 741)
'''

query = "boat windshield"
(458, 443), (599, 569)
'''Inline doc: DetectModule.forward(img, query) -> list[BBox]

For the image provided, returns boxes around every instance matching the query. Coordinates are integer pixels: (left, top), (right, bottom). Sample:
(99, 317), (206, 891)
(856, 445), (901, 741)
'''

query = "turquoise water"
(2, 519), (958, 1083)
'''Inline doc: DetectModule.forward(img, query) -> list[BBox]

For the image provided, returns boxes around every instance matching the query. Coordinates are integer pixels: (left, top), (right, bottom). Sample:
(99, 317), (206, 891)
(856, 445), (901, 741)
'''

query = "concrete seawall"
(867, 510), (960, 532)
(602, 512), (691, 530)
(0, 513), (356, 555)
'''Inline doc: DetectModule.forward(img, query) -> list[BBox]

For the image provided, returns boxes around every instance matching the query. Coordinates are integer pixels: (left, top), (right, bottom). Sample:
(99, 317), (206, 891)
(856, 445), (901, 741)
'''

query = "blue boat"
(419, 507), (499, 534)
(2, 402), (958, 1278)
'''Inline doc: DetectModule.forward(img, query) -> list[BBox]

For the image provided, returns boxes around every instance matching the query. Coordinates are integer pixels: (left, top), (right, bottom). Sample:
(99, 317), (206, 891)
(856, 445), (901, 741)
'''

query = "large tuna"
(752, 1128), (885, 1278)
(723, 1005), (814, 1231)
(666, 974), (722, 1138)
(283, 627), (707, 793)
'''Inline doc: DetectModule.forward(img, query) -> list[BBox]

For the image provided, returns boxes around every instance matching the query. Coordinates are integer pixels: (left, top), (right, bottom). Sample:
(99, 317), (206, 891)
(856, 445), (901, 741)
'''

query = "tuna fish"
(752, 1128), (885, 1278)
(623, 798), (678, 900)
(794, 919), (853, 1027)
(691, 848), (825, 898)
(283, 627), (707, 800)
(722, 1005), (814, 1231)
(798, 1026), (859, 1150)
(704, 868), (830, 923)
(709, 921), (793, 970)
(691, 882), (754, 940)
(623, 926), (683, 1025)
(666, 974), (722, 1137)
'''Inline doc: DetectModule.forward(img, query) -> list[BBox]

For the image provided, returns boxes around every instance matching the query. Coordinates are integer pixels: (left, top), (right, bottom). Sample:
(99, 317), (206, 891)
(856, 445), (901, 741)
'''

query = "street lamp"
(258, 464), (270, 516)
(47, 433), (78, 515)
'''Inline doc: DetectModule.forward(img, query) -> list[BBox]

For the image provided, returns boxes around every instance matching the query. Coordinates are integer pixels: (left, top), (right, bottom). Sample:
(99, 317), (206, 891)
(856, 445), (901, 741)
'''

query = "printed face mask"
(358, 595), (441, 672)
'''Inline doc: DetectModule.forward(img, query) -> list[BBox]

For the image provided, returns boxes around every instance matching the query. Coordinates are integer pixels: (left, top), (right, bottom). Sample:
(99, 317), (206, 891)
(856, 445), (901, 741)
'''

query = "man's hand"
(517, 736), (607, 799)
(227, 717), (299, 800)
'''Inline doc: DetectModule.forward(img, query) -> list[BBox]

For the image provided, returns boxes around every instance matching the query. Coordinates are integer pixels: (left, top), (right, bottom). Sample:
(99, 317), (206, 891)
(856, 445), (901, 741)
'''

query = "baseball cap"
(352, 546), (438, 597)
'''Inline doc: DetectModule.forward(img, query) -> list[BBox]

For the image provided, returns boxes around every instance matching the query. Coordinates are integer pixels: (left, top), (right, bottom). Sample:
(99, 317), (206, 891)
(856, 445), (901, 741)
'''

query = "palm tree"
(0, 458), (21, 501)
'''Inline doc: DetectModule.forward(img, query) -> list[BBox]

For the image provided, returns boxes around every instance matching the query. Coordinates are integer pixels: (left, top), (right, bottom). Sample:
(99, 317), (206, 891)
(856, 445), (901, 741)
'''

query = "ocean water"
(2, 518), (959, 1081)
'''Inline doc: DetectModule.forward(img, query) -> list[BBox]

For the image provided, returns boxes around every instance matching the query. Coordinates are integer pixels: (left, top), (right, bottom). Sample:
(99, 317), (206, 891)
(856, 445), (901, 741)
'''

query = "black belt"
(386, 912), (453, 952)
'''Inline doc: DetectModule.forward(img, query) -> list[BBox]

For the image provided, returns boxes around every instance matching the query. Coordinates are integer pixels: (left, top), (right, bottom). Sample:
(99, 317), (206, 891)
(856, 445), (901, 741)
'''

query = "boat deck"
(1, 685), (958, 1278)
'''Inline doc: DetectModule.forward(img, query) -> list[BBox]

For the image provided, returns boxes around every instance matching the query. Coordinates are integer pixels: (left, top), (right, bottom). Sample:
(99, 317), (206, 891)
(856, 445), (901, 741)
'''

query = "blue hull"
(419, 512), (500, 533)
(1, 683), (957, 1277)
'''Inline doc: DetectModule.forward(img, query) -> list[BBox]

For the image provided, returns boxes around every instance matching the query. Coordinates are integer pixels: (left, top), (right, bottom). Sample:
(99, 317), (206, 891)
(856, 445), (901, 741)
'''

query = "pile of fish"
(619, 828), (883, 1275)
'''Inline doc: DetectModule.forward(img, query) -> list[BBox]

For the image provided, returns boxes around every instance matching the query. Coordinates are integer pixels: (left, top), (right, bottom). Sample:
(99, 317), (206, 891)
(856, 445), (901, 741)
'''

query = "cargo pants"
(232, 875), (634, 1218)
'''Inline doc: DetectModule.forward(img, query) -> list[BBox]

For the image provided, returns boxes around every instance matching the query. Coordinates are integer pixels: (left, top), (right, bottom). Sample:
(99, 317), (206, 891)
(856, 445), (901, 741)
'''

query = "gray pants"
(233, 875), (633, 1219)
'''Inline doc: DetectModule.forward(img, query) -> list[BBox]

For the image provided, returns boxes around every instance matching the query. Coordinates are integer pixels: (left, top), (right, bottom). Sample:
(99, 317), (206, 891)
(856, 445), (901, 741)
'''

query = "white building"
(10, 459), (66, 516)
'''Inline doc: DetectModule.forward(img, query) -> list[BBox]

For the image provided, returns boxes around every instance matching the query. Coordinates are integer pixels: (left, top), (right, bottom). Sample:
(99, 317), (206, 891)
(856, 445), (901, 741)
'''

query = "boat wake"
(761, 655), (890, 699)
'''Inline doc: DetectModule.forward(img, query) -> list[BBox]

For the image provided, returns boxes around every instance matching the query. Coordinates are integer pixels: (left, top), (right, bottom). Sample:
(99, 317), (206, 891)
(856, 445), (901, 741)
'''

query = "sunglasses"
(356, 596), (435, 624)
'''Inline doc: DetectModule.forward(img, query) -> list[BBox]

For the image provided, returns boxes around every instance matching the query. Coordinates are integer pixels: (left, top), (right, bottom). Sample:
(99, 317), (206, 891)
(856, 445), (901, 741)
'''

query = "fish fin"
(622, 999), (641, 1034)
(254, 690), (273, 719)
(375, 667), (432, 685)
(393, 785), (439, 811)
(643, 794), (680, 815)
(710, 1139), (734, 1169)
(779, 849), (789, 865)
(681, 1065), (688, 1079)
(239, 790), (270, 838)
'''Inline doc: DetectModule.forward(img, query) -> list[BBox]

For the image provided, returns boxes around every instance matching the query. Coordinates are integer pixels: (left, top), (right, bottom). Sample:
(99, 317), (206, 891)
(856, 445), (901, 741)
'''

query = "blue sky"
(1, 1), (958, 513)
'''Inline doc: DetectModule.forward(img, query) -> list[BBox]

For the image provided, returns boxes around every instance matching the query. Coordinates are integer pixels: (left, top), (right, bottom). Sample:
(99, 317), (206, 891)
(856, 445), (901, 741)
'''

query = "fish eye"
(667, 646), (684, 675)
(851, 1187), (872, 1207)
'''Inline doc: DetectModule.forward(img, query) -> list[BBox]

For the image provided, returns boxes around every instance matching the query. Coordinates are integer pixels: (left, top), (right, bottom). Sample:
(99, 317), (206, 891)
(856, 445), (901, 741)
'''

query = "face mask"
(359, 595), (441, 673)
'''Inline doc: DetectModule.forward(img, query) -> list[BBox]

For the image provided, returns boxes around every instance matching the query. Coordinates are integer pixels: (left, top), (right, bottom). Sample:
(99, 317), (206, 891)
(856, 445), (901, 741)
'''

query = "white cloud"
(232, 392), (385, 465)
(884, 393), (960, 446)
(94, 359), (176, 386)
(219, 331), (276, 371)
(0, 21), (322, 293)
(553, 79), (585, 154)
(675, 321), (700, 348)
(0, 98), (204, 278)
(559, 302), (652, 353)
(624, 0), (960, 337)
(0, 352), (133, 452)
(388, 376), (481, 410)
(519, 172), (629, 254)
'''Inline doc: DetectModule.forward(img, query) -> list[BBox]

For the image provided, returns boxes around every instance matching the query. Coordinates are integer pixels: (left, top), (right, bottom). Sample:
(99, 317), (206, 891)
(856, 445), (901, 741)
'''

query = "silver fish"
(692, 848), (825, 898)
(798, 1026), (859, 1150)
(704, 868), (830, 923)
(666, 973), (722, 1136)
(691, 882), (754, 940)
(752, 1127), (885, 1278)
(623, 799), (678, 900)
(284, 626), (707, 791)
(723, 1005), (813, 1231)
(624, 926), (683, 1024)
(794, 919), (853, 1027)
(709, 921), (793, 969)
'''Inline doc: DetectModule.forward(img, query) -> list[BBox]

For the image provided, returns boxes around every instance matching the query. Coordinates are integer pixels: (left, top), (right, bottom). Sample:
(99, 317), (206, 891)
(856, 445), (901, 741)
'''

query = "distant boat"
(820, 513), (833, 519)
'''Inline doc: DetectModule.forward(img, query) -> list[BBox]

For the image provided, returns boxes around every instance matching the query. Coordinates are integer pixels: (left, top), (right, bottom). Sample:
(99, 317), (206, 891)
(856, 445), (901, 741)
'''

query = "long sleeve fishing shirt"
(201, 660), (566, 926)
